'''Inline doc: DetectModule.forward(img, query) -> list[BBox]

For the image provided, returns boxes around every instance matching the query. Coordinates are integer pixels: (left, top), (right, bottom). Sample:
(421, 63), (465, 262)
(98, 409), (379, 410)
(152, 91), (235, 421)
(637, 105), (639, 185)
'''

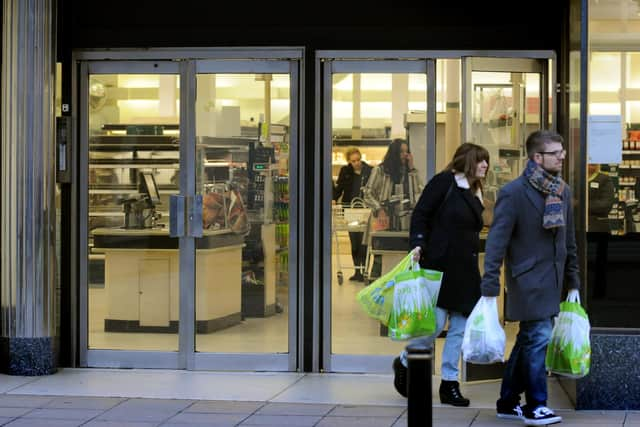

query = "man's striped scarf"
(523, 159), (566, 229)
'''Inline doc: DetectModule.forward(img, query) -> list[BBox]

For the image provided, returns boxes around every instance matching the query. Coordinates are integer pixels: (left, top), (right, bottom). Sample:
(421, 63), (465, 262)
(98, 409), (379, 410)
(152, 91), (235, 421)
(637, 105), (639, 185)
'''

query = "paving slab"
(0, 377), (35, 394)
(43, 396), (124, 410)
(238, 414), (322, 426)
(316, 416), (399, 427)
(255, 402), (335, 416)
(328, 405), (405, 417)
(22, 408), (104, 421)
(185, 400), (264, 414)
(163, 412), (247, 425)
(95, 398), (192, 423)
(0, 396), (54, 408)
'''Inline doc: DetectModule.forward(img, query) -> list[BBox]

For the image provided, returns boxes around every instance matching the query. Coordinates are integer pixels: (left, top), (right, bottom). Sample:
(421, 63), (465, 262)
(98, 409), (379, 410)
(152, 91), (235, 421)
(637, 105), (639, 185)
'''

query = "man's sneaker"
(496, 402), (524, 420)
(523, 405), (562, 426)
(392, 356), (407, 398)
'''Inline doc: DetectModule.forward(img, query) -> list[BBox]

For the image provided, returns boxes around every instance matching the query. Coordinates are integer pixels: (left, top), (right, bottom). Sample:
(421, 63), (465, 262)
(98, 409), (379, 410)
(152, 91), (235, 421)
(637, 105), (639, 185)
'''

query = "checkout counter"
(91, 171), (247, 334)
(92, 227), (245, 333)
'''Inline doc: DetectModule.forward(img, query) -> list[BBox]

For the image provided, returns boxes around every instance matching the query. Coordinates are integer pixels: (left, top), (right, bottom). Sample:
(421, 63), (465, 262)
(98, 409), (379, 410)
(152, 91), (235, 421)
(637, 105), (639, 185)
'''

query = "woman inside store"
(363, 138), (423, 279)
(333, 147), (372, 282)
(392, 142), (490, 407)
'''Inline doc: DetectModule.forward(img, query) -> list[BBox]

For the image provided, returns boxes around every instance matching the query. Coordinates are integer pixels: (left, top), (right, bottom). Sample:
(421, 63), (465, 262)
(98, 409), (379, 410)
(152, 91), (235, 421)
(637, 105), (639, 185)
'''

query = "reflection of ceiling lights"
(119, 75), (160, 88)
(591, 0), (640, 20)
(213, 74), (289, 89)
(334, 74), (394, 91)
(334, 73), (427, 91)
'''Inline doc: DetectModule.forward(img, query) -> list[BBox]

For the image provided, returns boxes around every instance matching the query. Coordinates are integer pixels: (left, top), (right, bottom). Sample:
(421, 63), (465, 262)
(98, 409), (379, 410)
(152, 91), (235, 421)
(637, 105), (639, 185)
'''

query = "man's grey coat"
(480, 175), (581, 321)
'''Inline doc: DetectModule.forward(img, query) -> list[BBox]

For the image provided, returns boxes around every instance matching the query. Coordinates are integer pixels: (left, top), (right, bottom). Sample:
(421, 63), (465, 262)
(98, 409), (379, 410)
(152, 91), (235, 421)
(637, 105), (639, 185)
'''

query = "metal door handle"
(169, 194), (202, 237)
(187, 194), (203, 238)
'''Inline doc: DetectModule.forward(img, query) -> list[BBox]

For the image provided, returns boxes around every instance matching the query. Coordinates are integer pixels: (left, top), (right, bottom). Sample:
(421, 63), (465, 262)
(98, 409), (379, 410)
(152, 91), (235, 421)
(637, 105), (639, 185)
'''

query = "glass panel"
(471, 71), (541, 216)
(87, 73), (180, 351)
(194, 73), (290, 353)
(588, 0), (640, 328)
(330, 71), (427, 356)
(627, 53), (640, 88)
(437, 59), (462, 173)
(590, 53), (621, 92)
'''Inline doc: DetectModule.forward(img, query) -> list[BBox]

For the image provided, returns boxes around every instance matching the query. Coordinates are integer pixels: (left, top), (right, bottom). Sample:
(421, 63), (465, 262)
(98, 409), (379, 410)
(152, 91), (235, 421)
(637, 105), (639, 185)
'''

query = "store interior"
(87, 72), (291, 354)
(82, 58), (547, 376)
(79, 36), (640, 370)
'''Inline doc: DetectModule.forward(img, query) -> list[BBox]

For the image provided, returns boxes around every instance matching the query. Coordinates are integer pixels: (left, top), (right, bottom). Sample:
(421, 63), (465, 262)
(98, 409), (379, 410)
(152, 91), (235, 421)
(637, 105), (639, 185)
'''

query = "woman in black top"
(333, 147), (372, 281)
(392, 142), (490, 407)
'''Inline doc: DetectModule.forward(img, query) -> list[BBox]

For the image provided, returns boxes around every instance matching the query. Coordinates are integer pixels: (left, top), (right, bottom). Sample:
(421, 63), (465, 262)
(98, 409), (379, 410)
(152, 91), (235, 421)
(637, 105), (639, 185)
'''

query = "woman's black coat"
(333, 162), (372, 204)
(409, 171), (484, 316)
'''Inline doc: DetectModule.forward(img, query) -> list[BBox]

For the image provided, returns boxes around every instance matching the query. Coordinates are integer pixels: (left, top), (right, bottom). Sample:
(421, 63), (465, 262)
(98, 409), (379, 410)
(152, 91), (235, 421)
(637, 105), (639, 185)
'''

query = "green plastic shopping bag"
(545, 292), (591, 378)
(387, 264), (442, 341)
(356, 252), (414, 326)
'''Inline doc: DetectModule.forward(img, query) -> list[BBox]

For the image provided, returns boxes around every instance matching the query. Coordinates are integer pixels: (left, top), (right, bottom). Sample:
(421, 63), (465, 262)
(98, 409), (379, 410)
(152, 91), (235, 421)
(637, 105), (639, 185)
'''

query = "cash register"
(122, 171), (162, 229)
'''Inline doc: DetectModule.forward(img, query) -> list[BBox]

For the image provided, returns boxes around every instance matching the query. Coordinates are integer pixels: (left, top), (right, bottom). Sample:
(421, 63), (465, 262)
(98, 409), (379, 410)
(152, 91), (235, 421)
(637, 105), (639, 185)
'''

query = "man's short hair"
(526, 130), (564, 159)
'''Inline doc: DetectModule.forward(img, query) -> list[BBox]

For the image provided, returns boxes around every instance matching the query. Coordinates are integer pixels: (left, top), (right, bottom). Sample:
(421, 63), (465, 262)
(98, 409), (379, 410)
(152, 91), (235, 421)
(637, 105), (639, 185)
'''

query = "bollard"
(406, 342), (433, 427)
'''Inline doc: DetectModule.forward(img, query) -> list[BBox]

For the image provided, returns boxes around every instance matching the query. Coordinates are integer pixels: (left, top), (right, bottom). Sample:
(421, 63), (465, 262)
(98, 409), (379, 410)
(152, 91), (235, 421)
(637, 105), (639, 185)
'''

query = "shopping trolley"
(332, 198), (371, 285)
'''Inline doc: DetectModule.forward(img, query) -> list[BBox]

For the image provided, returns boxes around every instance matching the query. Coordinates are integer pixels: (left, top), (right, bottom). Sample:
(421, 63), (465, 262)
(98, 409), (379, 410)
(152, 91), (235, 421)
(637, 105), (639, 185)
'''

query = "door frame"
(73, 49), (303, 371)
(315, 51), (556, 374)
(461, 56), (554, 141)
(460, 55), (554, 382)
(319, 56), (437, 373)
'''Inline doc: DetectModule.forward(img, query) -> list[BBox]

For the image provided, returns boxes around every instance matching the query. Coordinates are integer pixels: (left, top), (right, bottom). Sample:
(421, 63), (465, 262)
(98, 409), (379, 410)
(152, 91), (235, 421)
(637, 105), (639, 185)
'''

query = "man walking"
(480, 130), (580, 426)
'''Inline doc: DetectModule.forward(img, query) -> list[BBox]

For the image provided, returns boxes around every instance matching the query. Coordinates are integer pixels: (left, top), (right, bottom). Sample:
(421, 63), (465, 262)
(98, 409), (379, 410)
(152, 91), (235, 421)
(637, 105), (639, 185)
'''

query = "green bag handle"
(395, 262), (443, 283)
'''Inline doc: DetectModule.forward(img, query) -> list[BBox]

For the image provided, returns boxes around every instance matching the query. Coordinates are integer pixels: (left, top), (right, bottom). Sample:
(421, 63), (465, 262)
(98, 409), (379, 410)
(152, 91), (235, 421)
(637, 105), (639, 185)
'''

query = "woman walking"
(392, 142), (490, 407)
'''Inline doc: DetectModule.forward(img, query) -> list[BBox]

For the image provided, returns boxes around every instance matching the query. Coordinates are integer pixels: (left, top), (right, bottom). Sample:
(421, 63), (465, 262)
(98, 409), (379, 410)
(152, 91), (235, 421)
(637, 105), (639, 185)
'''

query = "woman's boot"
(439, 380), (470, 407)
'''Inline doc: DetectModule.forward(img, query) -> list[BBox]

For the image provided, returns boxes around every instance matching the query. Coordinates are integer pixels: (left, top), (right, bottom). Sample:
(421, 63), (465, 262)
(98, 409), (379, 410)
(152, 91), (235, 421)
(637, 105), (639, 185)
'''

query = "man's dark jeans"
(499, 318), (553, 408)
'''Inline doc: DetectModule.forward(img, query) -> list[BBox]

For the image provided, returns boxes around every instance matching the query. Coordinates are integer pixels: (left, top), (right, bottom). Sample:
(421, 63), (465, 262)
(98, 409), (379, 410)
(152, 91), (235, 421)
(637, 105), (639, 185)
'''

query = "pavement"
(0, 369), (637, 426)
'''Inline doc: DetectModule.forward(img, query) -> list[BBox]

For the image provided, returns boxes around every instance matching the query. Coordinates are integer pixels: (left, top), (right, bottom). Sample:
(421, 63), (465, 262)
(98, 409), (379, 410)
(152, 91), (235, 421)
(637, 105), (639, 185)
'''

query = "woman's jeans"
(499, 318), (553, 408)
(399, 307), (468, 382)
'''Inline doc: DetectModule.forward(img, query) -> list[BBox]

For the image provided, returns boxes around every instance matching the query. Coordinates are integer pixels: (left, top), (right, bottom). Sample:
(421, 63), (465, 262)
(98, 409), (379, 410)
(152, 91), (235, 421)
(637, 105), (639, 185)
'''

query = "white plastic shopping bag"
(545, 291), (591, 378)
(461, 296), (506, 364)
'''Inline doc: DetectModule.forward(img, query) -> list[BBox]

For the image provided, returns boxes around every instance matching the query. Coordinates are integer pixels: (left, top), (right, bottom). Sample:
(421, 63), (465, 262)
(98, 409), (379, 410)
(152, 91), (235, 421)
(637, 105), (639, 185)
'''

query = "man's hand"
(411, 246), (422, 262)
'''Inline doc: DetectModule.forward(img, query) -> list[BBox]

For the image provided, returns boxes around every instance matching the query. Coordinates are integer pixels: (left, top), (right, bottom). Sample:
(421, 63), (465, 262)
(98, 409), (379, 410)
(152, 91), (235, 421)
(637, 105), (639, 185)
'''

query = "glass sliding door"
(191, 60), (297, 371)
(79, 55), (299, 371)
(461, 56), (552, 381)
(322, 59), (436, 372)
(81, 61), (182, 367)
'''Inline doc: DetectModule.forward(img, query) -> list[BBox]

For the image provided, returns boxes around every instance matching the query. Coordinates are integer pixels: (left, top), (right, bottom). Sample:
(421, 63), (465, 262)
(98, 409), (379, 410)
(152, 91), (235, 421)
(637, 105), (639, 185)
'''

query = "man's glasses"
(538, 150), (566, 159)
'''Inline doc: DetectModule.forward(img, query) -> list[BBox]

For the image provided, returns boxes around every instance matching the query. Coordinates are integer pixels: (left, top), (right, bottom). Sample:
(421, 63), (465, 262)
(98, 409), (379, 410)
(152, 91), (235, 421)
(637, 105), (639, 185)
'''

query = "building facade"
(2, 0), (639, 410)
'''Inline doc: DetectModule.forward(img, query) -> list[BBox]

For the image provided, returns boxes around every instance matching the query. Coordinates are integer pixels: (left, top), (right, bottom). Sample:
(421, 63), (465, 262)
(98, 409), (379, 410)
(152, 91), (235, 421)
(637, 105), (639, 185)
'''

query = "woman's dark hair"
(444, 142), (490, 192)
(381, 138), (408, 184)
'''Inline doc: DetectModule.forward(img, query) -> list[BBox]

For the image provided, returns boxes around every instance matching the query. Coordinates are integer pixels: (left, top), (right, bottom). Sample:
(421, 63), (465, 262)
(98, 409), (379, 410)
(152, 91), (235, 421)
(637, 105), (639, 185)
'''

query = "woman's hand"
(411, 246), (422, 262)
(406, 152), (415, 170)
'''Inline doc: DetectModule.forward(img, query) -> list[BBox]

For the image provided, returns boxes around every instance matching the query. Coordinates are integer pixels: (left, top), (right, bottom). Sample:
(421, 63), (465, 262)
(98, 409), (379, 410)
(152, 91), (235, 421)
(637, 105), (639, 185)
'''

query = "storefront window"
(587, 0), (640, 327)
(87, 73), (181, 351)
(330, 71), (427, 357)
(194, 73), (290, 354)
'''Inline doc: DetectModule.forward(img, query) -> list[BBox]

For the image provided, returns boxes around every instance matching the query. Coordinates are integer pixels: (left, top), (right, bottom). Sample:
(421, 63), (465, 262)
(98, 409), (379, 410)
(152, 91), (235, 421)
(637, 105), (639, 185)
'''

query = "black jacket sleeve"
(333, 166), (348, 202)
(589, 174), (615, 217)
(409, 172), (453, 259)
